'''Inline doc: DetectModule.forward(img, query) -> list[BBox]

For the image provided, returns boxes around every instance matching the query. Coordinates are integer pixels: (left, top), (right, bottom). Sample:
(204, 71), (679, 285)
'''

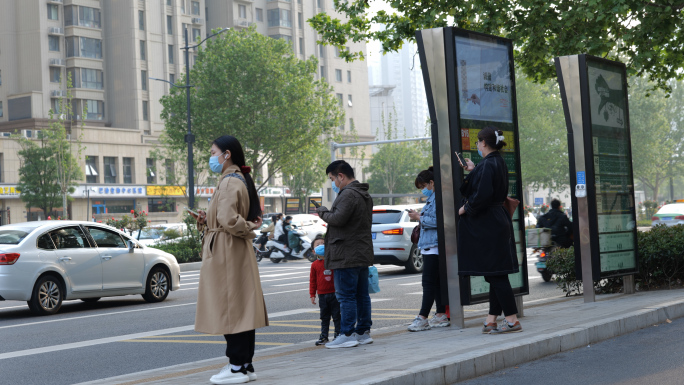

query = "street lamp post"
(151, 26), (229, 210)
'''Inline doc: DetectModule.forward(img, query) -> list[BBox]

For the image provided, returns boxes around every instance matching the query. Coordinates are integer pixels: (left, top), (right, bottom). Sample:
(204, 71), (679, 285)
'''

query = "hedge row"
(547, 224), (684, 296)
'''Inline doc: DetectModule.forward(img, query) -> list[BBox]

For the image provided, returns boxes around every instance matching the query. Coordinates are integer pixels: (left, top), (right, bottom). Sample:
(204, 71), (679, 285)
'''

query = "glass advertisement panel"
(454, 32), (527, 303)
(586, 59), (638, 277)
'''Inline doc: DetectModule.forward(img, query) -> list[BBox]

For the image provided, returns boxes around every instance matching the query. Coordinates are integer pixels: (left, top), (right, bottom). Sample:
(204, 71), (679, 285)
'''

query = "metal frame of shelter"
(414, 27), (529, 327)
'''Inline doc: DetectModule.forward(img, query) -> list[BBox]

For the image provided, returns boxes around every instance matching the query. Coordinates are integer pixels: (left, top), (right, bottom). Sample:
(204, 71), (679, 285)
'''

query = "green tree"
(516, 75), (570, 197)
(159, 27), (344, 205)
(281, 144), (330, 212)
(629, 77), (684, 200)
(17, 134), (62, 219)
(310, 0), (684, 92)
(46, 73), (84, 219)
(364, 111), (431, 204)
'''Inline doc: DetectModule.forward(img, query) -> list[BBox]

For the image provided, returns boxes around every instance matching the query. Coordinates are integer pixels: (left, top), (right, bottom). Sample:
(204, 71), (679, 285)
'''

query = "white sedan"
(0, 221), (181, 315)
(371, 204), (425, 273)
(289, 214), (327, 241)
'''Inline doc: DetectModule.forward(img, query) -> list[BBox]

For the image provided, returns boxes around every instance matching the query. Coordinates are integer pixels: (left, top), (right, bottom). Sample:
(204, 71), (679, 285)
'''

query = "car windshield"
(132, 228), (165, 240)
(0, 228), (35, 244)
(372, 210), (403, 224)
(657, 204), (684, 215)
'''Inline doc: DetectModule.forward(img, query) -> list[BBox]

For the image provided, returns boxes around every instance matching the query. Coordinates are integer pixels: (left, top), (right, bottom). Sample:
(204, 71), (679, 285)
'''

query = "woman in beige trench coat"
(193, 135), (269, 385)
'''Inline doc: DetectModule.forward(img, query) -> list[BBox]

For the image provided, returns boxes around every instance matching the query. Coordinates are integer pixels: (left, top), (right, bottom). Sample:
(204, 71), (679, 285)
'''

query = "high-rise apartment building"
(368, 41), (429, 139)
(0, 0), (367, 223)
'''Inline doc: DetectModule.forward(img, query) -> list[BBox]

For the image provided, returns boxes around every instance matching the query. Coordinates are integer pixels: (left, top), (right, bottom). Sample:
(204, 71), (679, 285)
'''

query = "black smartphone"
(456, 152), (467, 168)
(310, 199), (321, 208)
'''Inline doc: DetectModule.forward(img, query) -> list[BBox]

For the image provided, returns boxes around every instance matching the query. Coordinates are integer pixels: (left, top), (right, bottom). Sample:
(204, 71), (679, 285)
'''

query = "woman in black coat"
(457, 126), (521, 334)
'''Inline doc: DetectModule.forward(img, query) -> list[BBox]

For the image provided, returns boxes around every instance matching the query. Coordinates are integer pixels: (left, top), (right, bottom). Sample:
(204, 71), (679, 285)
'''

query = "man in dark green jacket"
(316, 160), (374, 349)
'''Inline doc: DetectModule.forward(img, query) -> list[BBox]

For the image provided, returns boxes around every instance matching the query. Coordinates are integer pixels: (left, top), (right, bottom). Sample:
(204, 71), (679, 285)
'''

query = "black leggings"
(484, 275), (518, 317)
(419, 254), (446, 318)
(224, 329), (255, 366)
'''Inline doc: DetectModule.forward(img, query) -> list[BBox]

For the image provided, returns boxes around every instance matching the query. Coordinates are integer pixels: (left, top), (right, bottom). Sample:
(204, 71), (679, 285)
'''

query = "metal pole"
(184, 27), (195, 209)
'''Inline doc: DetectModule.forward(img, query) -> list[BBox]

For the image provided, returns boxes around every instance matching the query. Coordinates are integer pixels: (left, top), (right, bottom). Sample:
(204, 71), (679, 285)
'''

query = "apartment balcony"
(234, 19), (255, 28)
(48, 0), (63, 3)
(48, 27), (64, 35)
(191, 17), (204, 25)
(50, 58), (66, 67)
(51, 90), (67, 97)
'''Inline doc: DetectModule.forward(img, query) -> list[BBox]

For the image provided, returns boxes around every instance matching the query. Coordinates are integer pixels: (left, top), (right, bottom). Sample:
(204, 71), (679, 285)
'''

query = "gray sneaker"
(428, 313), (450, 328)
(356, 331), (373, 345)
(489, 320), (523, 334)
(407, 316), (431, 332)
(325, 333), (359, 349)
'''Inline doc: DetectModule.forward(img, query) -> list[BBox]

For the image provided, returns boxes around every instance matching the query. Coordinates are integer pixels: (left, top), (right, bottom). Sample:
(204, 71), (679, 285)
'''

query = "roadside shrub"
(152, 213), (204, 263)
(154, 237), (202, 263)
(546, 225), (684, 295)
(637, 224), (684, 289)
(636, 220), (652, 227)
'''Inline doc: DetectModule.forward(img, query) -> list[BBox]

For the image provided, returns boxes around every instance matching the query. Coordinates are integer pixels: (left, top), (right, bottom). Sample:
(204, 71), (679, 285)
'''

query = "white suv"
(371, 204), (425, 273)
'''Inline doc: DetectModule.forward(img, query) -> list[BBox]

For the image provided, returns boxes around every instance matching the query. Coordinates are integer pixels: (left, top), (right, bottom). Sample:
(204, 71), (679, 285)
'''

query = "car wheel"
(305, 249), (316, 262)
(28, 275), (63, 316)
(404, 245), (424, 274)
(81, 298), (101, 303)
(142, 267), (170, 303)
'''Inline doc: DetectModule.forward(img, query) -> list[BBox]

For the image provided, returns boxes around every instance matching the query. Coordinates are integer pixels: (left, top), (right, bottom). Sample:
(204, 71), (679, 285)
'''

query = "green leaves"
(158, 27), (344, 196)
(310, 0), (684, 93)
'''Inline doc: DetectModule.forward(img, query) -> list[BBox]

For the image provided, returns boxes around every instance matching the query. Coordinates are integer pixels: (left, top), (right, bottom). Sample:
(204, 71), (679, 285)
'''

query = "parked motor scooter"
(534, 245), (556, 282)
(264, 227), (315, 263)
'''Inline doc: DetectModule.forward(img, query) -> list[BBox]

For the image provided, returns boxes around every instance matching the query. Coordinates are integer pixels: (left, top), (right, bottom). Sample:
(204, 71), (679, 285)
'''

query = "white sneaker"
(356, 330), (374, 345)
(325, 333), (359, 348)
(244, 364), (257, 381)
(407, 316), (431, 332)
(210, 364), (249, 384)
(428, 313), (450, 328)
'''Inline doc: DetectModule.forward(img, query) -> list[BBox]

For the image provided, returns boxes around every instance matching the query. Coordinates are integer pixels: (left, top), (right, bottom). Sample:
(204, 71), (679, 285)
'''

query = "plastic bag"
(368, 266), (380, 294)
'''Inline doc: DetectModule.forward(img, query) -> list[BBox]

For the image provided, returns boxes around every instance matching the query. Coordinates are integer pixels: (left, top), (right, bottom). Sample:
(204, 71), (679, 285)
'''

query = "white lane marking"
(0, 306), (334, 361)
(179, 283), (199, 286)
(407, 292), (423, 295)
(263, 289), (309, 296)
(378, 275), (422, 282)
(261, 275), (309, 283)
(271, 282), (308, 287)
(259, 271), (310, 278)
(398, 282), (422, 286)
(0, 303), (197, 331)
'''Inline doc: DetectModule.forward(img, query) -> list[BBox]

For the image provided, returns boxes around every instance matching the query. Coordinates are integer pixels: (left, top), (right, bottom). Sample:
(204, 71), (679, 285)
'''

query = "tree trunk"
(62, 193), (68, 219)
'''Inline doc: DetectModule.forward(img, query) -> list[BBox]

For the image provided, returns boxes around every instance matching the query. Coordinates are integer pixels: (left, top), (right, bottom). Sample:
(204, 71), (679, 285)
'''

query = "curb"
(179, 262), (202, 272)
(352, 298), (684, 384)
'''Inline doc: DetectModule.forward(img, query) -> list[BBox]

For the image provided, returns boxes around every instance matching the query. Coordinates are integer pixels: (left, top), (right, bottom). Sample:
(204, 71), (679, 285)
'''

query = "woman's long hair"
(213, 135), (262, 221)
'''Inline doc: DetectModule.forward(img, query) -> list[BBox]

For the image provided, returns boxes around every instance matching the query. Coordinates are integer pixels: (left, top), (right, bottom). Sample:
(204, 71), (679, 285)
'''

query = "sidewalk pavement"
(76, 288), (684, 385)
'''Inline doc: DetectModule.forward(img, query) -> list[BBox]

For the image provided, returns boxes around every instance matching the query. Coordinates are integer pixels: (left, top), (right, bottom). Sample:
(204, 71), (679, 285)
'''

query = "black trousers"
(485, 275), (518, 317)
(224, 329), (256, 366)
(420, 254), (446, 318)
(318, 292), (341, 338)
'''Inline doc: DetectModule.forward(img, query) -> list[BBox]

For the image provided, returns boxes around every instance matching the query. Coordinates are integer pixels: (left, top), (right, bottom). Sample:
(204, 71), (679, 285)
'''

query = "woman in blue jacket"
(407, 166), (450, 332)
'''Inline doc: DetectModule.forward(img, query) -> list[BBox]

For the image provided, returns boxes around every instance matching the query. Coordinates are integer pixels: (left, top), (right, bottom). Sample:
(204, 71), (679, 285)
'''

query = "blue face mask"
(477, 142), (483, 157)
(209, 152), (225, 173)
(331, 180), (340, 194)
(314, 244), (325, 256)
(421, 187), (433, 197)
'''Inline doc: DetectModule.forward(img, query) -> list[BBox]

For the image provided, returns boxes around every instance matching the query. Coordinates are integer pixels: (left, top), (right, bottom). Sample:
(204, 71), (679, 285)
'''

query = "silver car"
(0, 221), (181, 315)
(371, 204), (425, 273)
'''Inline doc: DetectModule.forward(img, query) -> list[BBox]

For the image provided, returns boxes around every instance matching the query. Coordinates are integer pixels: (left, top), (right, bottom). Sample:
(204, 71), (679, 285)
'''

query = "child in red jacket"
(310, 236), (341, 346)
